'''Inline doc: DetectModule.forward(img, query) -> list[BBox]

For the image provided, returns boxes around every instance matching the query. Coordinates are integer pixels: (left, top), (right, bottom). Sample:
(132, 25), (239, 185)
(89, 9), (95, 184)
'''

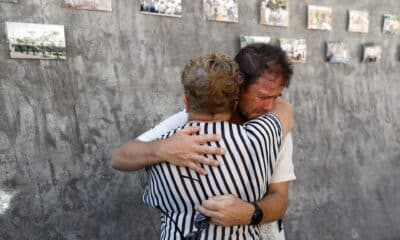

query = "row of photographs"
(240, 36), (385, 64)
(3, 21), (396, 64)
(1, 0), (400, 34)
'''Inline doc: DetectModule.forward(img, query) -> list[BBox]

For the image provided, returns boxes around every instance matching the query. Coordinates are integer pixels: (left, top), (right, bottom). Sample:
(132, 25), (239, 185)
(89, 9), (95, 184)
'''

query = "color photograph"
(0, 0), (18, 3)
(260, 0), (289, 27)
(280, 38), (307, 63)
(308, 5), (332, 31)
(326, 41), (350, 64)
(240, 35), (271, 48)
(363, 43), (382, 63)
(140, 0), (182, 17)
(63, 0), (112, 11)
(382, 14), (400, 35)
(204, 0), (238, 23)
(348, 10), (369, 33)
(6, 22), (67, 60)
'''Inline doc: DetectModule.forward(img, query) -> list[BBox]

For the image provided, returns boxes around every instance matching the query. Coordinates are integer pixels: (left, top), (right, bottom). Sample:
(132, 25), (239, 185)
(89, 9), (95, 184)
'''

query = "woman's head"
(181, 53), (243, 114)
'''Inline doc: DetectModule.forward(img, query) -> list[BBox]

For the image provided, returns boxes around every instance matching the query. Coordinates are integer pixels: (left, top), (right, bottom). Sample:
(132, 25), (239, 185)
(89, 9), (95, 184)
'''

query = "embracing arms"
(111, 127), (223, 174)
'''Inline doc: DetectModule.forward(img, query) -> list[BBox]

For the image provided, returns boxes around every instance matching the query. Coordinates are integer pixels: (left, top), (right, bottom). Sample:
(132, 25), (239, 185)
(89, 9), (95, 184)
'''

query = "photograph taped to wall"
(348, 10), (369, 33)
(308, 5), (332, 31)
(260, 0), (289, 27)
(0, 0), (18, 3)
(240, 35), (271, 48)
(140, 0), (182, 18)
(63, 0), (112, 11)
(204, 0), (238, 23)
(363, 43), (382, 63)
(326, 41), (350, 64)
(280, 38), (307, 63)
(382, 14), (400, 35)
(6, 22), (67, 60)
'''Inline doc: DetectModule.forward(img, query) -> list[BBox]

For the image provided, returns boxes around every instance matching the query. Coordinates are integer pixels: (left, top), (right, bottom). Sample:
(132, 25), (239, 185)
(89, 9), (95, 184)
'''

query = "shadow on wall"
(397, 45), (400, 61)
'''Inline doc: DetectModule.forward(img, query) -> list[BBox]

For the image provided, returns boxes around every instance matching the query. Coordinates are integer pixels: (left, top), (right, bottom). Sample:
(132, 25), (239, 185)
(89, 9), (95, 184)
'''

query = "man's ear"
(184, 95), (190, 111)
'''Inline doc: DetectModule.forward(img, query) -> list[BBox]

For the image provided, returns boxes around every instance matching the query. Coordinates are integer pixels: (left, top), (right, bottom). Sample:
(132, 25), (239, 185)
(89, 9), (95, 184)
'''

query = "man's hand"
(195, 195), (254, 226)
(156, 127), (225, 175)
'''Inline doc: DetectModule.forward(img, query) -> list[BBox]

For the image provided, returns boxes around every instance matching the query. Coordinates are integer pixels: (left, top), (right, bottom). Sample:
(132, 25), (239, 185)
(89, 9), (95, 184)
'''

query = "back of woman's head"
(181, 53), (243, 114)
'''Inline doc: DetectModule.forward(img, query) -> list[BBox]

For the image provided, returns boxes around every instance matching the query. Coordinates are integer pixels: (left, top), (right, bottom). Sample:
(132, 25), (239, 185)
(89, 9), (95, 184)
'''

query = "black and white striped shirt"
(143, 113), (282, 240)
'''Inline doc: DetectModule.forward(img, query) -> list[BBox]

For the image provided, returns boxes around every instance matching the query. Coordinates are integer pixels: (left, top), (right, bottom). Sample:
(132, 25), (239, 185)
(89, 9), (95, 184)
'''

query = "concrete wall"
(0, 0), (399, 239)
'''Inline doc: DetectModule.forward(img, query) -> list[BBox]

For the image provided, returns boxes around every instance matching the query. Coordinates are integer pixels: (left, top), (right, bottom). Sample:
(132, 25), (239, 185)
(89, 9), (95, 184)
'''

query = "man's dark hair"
(234, 43), (293, 87)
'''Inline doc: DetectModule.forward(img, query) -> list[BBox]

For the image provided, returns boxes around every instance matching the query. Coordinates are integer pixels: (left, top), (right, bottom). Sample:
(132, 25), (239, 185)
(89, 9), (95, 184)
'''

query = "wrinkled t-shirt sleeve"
(136, 110), (188, 142)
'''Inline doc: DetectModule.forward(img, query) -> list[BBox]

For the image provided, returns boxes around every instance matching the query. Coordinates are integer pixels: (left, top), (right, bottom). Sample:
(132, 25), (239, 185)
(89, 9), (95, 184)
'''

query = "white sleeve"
(270, 133), (296, 183)
(136, 110), (188, 142)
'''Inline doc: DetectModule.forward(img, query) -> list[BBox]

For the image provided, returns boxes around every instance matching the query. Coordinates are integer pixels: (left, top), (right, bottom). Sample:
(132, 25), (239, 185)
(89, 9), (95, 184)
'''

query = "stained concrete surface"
(0, 0), (399, 239)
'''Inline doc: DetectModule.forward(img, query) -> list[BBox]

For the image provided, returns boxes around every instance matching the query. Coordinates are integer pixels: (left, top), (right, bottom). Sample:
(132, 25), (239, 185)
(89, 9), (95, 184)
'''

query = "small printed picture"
(307, 5), (332, 31)
(363, 43), (382, 63)
(326, 41), (350, 64)
(279, 38), (307, 63)
(140, 0), (182, 18)
(348, 10), (369, 33)
(204, 0), (238, 23)
(260, 0), (289, 27)
(382, 14), (400, 35)
(0, 0), (18, 3)
(6, 22), (67, 60)
(240, 35), (271, 48)
(63, 0), (112, 11)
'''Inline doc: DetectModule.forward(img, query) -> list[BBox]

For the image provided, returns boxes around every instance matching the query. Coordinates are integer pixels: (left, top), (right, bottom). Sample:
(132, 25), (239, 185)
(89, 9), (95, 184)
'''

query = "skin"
(195, 71), (292, 226)
(112, 70), (293, 227)
(235, 71), (284, 121)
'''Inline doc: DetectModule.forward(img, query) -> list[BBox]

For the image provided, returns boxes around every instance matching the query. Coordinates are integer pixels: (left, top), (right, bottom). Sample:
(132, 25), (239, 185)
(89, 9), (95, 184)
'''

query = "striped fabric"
(143, 113), (282, 240)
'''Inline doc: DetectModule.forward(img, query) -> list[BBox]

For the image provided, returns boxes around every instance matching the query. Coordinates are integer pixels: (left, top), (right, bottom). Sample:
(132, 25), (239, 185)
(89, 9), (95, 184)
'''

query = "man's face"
(238, 71), (284, 120)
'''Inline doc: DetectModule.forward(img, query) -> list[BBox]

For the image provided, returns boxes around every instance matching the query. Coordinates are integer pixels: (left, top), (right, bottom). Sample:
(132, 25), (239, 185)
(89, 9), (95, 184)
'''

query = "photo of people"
(140, 0), (182, 18)
(260, 0), (289, 27)
(348, 10), (369, 33)
(204, 0), (238, 23)
(0, 0), (18, 3)
(363, 43), (382, 63)
(280, 38), (307, 63)
(308, 5), (332, 31)
(6, 22), (67, 60)
(382, 14), (400, 35)
(326, 41), (350, 64)
(239, 35), (271, 48)
(63, 0), (112, 11)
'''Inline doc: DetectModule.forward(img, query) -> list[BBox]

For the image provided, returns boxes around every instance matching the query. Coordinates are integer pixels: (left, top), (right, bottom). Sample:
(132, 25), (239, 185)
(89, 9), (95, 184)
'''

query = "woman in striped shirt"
(142, 53), (293, 240)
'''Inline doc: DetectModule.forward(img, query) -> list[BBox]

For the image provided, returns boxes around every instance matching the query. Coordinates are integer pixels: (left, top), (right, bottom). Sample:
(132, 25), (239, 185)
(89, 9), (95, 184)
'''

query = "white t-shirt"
(137, 110), (296, 240)
(137, 110), (296, 183)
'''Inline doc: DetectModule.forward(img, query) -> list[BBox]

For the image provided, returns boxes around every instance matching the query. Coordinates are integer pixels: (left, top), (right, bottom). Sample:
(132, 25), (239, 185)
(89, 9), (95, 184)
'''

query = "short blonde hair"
(181, 53), (243, 114)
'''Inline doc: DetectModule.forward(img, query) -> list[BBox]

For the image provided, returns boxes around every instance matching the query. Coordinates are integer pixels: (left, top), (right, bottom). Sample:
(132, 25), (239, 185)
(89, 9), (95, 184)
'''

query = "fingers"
(195, 204), (221, 219)
(209, 194), (232, 200)
(187, 162), (207, 175)
(195, 134), (221, 144)
(191, 154), (220, 167)
(179, 126), (200, 135)
(194, 145), (225, 156)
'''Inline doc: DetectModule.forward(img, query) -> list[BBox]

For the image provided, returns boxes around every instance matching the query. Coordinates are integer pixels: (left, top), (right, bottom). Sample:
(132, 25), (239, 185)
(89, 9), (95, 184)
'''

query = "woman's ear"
(184, 95), (190, 112)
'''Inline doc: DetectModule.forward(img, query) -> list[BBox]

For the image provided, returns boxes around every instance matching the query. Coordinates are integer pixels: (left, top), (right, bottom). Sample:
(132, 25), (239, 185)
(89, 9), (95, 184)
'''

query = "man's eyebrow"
(256, 93), (282, 98)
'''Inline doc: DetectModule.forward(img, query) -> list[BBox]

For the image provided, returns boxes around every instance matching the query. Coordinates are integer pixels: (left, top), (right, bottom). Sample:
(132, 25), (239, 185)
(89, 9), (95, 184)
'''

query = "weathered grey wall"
(0, 0), (399, 239)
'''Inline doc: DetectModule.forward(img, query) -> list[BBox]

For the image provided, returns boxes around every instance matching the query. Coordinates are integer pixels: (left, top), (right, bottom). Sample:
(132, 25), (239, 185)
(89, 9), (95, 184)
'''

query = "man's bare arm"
(195, 182), (289, 226)
(257, 181), (289, 224)
(271, 98), (293, 138)
(111, 127), (224, 174)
